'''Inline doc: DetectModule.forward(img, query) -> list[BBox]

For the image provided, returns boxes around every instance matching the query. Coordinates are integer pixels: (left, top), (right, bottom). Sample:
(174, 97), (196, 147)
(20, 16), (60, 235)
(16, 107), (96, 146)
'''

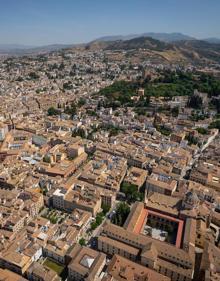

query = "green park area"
(43, 258), (65, 275)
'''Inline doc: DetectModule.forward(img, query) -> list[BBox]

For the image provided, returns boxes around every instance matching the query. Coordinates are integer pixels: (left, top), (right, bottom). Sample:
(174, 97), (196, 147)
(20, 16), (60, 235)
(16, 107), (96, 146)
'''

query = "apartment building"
(79, 153), (127, 193)
(27, 261), (61, 281)
(0, 268), (28, 281)
(68, 244), (106, 281)
(52, 185), (102, 216)
(146, 173), (177, 196)
(0, 250), (32, 275)
(102, 254), (170, 281)
(123, 166), (148, 190)
(39, 152), (87, 178)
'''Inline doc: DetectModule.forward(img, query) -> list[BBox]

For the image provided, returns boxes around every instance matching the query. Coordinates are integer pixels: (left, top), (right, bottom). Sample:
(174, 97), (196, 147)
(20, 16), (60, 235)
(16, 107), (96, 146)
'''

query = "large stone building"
(68, 244), (106, 281)
(98, 202), (196, 281)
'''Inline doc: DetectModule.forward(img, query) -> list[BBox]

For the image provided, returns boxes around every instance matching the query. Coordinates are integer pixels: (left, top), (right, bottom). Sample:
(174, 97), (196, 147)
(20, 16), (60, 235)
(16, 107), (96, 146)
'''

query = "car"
(108, 211), (116, 220)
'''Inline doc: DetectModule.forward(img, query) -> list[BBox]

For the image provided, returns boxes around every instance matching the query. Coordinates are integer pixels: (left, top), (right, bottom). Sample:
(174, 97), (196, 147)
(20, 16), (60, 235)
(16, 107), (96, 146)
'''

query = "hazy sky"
(0, 0), (220, 46)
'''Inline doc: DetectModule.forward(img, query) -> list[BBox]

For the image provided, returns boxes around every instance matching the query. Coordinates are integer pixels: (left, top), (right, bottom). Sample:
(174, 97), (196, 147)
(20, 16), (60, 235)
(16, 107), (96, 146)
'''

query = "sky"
(0, 0), (220, 46)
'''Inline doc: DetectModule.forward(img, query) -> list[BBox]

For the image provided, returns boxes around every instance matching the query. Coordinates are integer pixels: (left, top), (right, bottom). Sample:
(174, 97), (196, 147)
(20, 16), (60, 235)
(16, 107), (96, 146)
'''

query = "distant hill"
(86, 36), (220, 64)
(0, 44), (36, 50)
(95, 32), (195, 43)
(1, 33), (220, 64)
(0, 44), (74, 55)
(203, 38), (220, 44)
(175, 40), (220, 63)
(103, 37), (174, 52)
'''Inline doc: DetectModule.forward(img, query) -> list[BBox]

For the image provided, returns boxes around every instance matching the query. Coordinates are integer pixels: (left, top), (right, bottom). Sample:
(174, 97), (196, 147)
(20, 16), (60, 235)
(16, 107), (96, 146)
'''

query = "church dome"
(184, 190), (199, 206)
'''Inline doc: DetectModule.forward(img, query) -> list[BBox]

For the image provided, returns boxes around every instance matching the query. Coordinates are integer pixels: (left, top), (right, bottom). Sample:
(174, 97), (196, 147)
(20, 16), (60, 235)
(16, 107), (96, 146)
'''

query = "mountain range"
(94, 32), (196, 43)
(0, 44), (73, 55)
(85, 36), (220, 64)
(0, 32), (220, 64)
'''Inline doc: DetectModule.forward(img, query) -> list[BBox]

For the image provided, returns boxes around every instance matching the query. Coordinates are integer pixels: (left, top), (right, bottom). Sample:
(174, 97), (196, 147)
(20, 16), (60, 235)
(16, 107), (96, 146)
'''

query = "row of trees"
(90, 212), (105, 230)
(90, 204), (110, 231)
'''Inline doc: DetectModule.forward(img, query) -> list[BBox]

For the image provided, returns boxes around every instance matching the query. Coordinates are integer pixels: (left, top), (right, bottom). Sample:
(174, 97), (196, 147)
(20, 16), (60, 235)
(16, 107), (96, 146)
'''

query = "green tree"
(185, 133), (199, 146)
(79, 238), (86, 246)
(29, 72), (39, 80)
(47, 107), (60, 116)
(72, 128), (86, 138)
(102, 203), (110, 215)
(78, 98), (86, 107)
(64, 103), (77, 117)
(209, 119), (220, 130)
(211, 98), (220, 113)
(112, 202), (130, 226)
(43, 155), (51, 163)
(165, 224), (174, 233)
(196, 127), (208, 135)
(63, 81), (73, 90)
(187, 95), (203, 109)
(91, 222), (98, 230)
(90, 212), (105, 231)
(156, 125), (172, 136)
(121, 182), (144, 203)
(171, 106), (179, 117)
(96, 213), (103, 225)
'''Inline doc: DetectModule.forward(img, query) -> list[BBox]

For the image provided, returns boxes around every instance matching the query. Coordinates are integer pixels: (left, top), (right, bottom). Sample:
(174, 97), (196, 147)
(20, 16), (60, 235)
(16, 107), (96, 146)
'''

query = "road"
(182, 131), (218, 180)
(86, 202), (118, 248)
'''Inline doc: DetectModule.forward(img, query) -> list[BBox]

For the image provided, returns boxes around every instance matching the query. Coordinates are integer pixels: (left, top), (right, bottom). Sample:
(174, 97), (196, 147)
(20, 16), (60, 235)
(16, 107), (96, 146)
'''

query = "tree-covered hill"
(99, 71), (220, 106)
